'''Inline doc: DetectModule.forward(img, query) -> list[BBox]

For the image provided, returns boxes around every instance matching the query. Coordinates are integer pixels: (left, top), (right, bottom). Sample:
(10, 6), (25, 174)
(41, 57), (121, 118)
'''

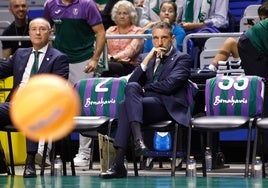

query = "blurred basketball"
(10, 74), (80, 142)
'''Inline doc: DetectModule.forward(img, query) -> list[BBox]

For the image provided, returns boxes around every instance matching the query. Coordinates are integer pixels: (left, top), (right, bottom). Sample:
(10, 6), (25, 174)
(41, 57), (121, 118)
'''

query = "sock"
(130, 121), (143, 141)
(113, 148), (125, 166)
(208, 62), (218, 72)
(233, 57), (241, 61)
(211, 61), (218, 68)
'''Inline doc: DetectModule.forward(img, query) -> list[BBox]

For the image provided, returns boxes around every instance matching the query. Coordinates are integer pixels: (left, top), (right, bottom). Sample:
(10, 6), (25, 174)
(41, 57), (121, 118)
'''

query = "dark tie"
(30, 51), (41, 76)
(153, 57), (166, 83)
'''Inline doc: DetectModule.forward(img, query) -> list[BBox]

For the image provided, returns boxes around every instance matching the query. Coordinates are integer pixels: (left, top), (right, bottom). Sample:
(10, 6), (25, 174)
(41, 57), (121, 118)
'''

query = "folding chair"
(0, 125), (18, 175)
(251, 118), (268, 178)
(132, 80), (198, 177)
(41, 77), (127, 176)
(72, 76), (127, 166)
(187, 75), (265, 177)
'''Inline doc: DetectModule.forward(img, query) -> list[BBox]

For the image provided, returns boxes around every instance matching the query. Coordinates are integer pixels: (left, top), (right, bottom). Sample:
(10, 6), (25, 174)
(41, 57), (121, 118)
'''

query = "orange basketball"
(10, 74), (80, 142)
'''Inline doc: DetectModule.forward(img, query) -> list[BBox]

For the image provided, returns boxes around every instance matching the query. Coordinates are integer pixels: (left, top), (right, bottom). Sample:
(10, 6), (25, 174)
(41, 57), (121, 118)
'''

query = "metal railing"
(0, 32), (245, 47)
(0, 34), (151, 62)
(100, 34), (152, 73)
(182, 32), (243, 53)
(0, 36), (31, 41)
(0, 32), (245, 66)
(0, 34), (152, 76)
(0, 34), (152, 41)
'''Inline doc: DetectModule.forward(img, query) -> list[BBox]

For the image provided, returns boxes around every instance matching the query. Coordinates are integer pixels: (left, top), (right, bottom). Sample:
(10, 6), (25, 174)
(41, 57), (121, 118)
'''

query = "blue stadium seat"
(28, 8), (44, 19)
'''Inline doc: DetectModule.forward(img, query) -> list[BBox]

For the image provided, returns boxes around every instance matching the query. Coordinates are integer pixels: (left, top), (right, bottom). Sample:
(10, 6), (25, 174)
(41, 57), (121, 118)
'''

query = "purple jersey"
(43, 0), (103, 63)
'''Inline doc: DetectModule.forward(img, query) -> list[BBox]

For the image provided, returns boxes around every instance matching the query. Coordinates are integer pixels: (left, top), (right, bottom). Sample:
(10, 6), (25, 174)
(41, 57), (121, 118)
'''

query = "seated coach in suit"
(100, 22), (192, 179)
(0, 17), (69, 178)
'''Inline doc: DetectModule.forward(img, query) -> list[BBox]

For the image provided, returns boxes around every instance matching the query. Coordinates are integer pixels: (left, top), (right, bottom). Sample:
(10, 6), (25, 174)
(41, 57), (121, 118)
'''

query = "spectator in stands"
(100, 22), (192, 179)
(258, 1), (268, 20)
(179, 0), (229, 32)
(101, 0), (144, 77)
(139, 0), (183, 27)
(0, 18), (69, 178)
(1, 0), (32, 59)
(100, 0), (135, 30)
(178, 0), (229, 68)
(133, 0), (144, 7)
(43, 0), (106, 167)
(209, 2), (268, 71)
(141, 1), (186, 52)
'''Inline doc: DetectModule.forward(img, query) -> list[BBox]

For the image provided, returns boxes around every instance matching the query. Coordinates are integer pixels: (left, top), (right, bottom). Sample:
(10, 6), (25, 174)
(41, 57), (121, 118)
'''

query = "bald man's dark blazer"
(0, 46), (69, 94)
(0, 45), (69, 152)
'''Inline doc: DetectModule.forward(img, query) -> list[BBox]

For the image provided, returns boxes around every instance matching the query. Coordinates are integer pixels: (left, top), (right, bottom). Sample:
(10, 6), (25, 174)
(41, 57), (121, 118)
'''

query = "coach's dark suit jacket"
(0, 46), (69, 152)
(128, 46), (192, 127)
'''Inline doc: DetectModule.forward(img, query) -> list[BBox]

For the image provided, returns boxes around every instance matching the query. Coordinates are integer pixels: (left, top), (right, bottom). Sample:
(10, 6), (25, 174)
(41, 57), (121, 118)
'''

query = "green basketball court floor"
(0, 162), (268, 187)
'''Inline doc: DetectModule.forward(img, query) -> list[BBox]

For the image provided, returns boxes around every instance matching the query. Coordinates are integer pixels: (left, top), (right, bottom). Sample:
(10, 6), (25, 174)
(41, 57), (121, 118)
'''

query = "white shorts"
(68, 59), (94, 85)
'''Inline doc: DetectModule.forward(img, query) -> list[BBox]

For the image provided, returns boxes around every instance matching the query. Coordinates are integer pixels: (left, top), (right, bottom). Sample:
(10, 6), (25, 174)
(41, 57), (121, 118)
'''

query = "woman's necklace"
(15, 23), (28, 46)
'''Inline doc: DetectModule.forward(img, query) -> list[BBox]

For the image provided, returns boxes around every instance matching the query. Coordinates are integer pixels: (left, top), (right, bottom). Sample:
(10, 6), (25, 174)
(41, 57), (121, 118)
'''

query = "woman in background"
(101, 0), (144, 77)
(141, 1), (186, 52)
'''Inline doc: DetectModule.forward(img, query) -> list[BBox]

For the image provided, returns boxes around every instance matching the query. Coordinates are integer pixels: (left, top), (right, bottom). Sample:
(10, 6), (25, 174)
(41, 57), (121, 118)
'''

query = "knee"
(125, 82), (141, 95)
(226, 37), (236, 43)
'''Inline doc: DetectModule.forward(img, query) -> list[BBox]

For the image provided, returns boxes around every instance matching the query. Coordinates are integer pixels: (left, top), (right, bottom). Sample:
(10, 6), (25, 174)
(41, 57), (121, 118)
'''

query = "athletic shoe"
(73, 153), (90, 167)
(35, 153), (51, 167)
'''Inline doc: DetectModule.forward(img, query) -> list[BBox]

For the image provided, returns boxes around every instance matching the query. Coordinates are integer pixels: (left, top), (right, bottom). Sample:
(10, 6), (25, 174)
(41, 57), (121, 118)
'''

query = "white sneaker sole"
(73, 161), (90, 167)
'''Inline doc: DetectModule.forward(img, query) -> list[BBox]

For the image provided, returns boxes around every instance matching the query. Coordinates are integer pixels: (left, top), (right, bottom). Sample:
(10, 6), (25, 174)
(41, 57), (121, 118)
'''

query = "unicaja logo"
(73, 8), (78, 15)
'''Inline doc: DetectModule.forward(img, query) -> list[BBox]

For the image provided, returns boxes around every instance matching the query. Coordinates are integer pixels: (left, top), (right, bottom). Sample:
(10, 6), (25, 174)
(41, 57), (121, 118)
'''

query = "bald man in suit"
(0, 18), (69, 178)
(100, 22), (192, 179)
